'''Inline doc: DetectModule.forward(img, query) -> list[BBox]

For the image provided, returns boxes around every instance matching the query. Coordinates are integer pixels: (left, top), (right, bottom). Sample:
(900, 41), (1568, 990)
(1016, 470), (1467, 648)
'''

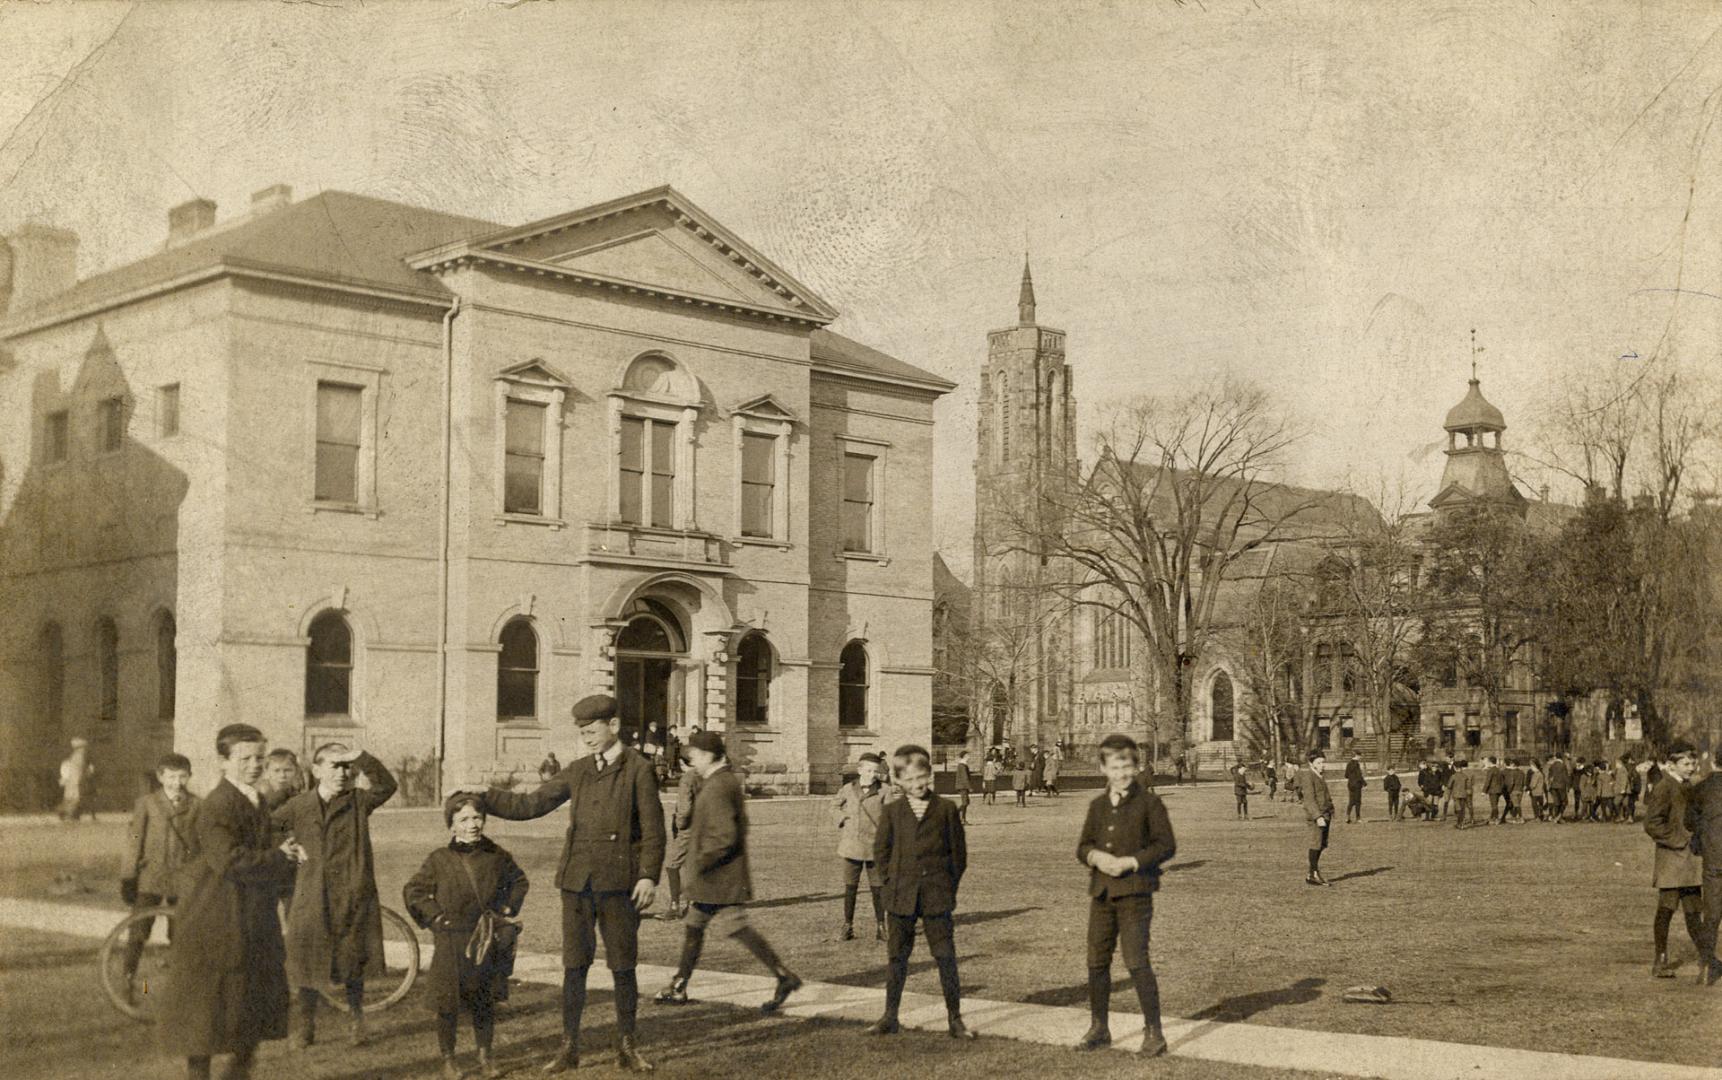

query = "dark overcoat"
(122, 789), (201, 898)
(1644, 775), (1702, 889)
(158, 779), (295, 1057)
(685, 765), (752, 905)
(1684, 771), (1722, 873)
(873, 793), (967, 917)
(1300, 767), (1334, 847)
(402, 837), (529, 1015)
(273, 752), (397, 989)
(482, 746), (666, 895)
(1075, 782), (1176, 899)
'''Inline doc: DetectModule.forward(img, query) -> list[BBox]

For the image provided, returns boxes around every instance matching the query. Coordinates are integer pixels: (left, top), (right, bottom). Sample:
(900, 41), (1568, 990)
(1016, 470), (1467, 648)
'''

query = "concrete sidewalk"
(4, 896), (1715, 1080)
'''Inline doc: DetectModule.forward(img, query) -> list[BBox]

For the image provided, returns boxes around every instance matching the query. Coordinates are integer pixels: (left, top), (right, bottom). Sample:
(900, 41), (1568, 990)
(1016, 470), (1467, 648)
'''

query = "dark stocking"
(1684, 908), (1707, 950)
(561, 966), (588, 1039)
(843, 883), (859, 925)
(436, 1012), (458, 1056)
(344, 980), (364, 1016)
(675, 924), (707, 981)
(935, 954), (963, 1018)
(869, 887), (883, 924)
(1307, 849), (1321, 874)
(882, 958), (908, 1021)
(734, 926), (789, 976)
(613, 968), (638, 1037)
(472, 1001), (495, 1053)
(1087, 965), (1111, 1025)
(667, 868), (681, 906)
(1128, 966), (1163, 1035)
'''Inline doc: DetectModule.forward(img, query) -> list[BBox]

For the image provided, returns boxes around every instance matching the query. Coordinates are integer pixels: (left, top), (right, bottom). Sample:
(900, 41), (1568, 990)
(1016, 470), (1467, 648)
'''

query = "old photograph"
(1, 2), (1719, 1078)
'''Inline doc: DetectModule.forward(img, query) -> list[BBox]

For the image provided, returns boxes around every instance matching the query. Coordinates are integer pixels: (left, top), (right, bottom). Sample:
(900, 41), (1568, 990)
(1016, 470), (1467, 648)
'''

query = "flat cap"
(686, 730), (726, 757)
(571, 694), (618, 725)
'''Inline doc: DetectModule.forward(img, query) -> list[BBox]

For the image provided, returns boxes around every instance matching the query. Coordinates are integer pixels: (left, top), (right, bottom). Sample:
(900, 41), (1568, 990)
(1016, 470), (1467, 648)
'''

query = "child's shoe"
(947, 1016), (978, 1040)
(477, 1048), (502, 1078)
(653, 976), (690, 1005)
(348, 1011), (367, 1047)
(440, 1054), (465, 1080)
(839, 922), (855, 940)
(614, 1035), (654, 1072)
(864, 1016), (900, 1036)
(761, 971), (801, 1013)
(1140, 1029), (1169, 1057)
(874, 920), (885, 942)
(1073, 1023), (1111, 1051)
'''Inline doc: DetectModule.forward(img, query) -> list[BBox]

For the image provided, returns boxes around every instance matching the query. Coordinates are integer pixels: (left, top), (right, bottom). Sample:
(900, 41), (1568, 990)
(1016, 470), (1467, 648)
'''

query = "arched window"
(305, 612), (353, 716)
(613, 354), (698, 530)
(155, 612), (176, 723)
(734, 633), (772, 726)
(40, 623), (64, 740)
(1093, 611), (1131, 669)
(497, 618), (538, 721)
(97, 618), (119, 737)
(838, 641), (868, 729)
(1210, 671), (1235, 742)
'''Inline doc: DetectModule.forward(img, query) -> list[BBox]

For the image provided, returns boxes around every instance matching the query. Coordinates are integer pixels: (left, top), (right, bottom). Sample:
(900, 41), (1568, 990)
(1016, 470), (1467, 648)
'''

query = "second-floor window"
(842, 453), (875, 553)
(620, 416), (676, 528)
(740, 432), (776, 538)
(315, 382), (363, 504)
(504, 399), (547, 515)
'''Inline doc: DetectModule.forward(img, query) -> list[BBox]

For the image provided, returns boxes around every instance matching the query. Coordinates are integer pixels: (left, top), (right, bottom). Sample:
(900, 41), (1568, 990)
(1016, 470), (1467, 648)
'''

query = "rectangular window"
(619, 416), (676, 527)
(503, 399), (546, 515)
(314, 382), (363, 503)
(158, 384), (181, 438)
(740, 432), (776, 538)
(99, 397), (124, 452)
(1464, 714), (1482, 748)
(1316, 720), (1332, 749)
(842, 453), (874, 552)
(46, 410), (69, 463)
(1504, 710), (1520, 749)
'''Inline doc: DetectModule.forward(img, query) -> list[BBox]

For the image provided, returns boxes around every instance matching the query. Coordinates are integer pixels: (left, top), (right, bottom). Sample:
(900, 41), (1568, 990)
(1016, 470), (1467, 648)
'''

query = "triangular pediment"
(733, 394), (797, 422)
(497, 359), (570, 387)
(412, 187), (837, 324)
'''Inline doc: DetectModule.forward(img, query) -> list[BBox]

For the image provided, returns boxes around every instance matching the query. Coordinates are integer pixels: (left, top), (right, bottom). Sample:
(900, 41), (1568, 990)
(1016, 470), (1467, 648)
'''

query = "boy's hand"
(279, 838), (308, 863)
(120, 878), (139, 906)
(631, 878), (656, 911)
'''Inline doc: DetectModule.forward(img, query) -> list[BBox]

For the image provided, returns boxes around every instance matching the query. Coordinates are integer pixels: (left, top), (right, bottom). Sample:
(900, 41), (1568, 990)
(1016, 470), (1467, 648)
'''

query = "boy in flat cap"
(1074, 733), (1176, 1057)
(1301, 750), (1334, 885)
(460, 694), (664, 1073)
(832, 751), (890, 942)
(653, 731), (802, 1010)
(1645, 740), (1705, 978)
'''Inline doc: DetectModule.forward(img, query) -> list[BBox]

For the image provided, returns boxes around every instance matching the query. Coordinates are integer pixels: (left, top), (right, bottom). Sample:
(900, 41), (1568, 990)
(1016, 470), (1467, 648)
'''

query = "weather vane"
(1469, 328), (1484, 382)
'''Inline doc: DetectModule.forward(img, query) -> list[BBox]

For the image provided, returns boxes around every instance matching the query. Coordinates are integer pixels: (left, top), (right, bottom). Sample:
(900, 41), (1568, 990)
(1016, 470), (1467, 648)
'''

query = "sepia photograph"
(1, 2), (1719, 1078)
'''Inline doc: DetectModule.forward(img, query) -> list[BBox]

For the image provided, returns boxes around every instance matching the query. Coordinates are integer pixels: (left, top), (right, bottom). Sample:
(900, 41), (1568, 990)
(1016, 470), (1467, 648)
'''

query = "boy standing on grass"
(1645, 741), (1705, 979)
(1684, 744), (1722, 986)
(1074, 734), (1176, 1057)
(867, 744), (974, 1041)
(1301, 750), (1334, 885)
(955, 750), (973, 820)
(655, 754), (701, 922)
(1344, 751), (1366, 824)
(832, 752), (890, 942)
(1382, 768), (1402, 821)
(159, 724), (304, 1080)
(653, 731), (802, 1012)
(1012, 757), (1030, 806)
(982, 753), (999, 805)
(274, 743), (398, 1049)
(119, 753), (200, 1002)
(1232, 763), (1254, 819)
(403, 794), (529, 1080)
(1448, 758), (1474, 829)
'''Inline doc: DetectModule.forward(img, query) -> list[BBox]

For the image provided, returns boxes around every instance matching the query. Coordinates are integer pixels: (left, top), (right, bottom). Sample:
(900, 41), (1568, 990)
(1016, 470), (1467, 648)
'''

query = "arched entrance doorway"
(614, 598), (686, 751)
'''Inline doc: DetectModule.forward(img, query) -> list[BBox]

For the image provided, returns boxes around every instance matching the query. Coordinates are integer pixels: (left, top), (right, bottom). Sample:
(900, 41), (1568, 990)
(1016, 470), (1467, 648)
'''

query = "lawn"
(4, 779), (1718, 1070)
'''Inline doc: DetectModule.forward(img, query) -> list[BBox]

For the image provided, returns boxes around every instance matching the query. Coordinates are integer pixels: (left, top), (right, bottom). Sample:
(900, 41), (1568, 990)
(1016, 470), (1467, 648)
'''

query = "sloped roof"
(810, 328), (956, 392)
(7, 191), (499, 327)
(1443, 378), (1507, 432)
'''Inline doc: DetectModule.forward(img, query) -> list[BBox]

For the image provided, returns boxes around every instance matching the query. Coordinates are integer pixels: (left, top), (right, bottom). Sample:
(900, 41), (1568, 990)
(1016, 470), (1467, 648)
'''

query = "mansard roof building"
(0, 184), (952, 807)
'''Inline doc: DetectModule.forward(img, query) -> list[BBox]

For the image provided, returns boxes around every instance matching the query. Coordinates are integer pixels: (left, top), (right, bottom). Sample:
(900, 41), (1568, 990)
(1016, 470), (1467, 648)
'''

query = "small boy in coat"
(832, 752), (890, 941)
(867, 744), (975, 1040)
(1232, 763), (1255, 819)
(955, 750), (974, 821)
(1448, 758), (1474, 830)
(982, 755), (1000, 804)
(1381, 769), (1402, 821)
(655, 758), (702, 921)
(158, 724), (304, 1080)
(120, 753), (200, 1001)
(654, 731), (802, 1011)
(1301, 750), (1334, 885)
(1645, 740), (1705, 978)
(273, 743), (398, 1049)
(1012, 759), (1030, 807)
(403, 794), (529, 1079)
(1343, 752), (1366, 823)
(1074, 734), (1176, 1057)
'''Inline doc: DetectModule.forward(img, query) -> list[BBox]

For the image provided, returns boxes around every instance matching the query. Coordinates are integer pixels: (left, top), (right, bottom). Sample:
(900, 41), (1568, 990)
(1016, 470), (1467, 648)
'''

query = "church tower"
(971, 260), (1077, 751)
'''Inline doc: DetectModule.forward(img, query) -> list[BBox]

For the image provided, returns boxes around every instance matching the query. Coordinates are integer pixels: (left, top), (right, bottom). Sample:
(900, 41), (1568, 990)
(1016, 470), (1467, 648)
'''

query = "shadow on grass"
(1185, 976), (1325, 1024)
(1327, 866), (1393, 883)
(952, 906), (1040, 927)
(1164, 860), (1208, 872)
(750, 891), (846, 910)
(1019, 975), (1133, 1007)
(823, 958), (944, 988)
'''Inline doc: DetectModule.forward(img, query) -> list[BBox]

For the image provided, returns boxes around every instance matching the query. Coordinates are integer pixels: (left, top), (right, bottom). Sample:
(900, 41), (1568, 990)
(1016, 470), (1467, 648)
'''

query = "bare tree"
(938, 563), (1068, 751)
(1234, 575), (1316, 764)
(999, 379), (1322, 750)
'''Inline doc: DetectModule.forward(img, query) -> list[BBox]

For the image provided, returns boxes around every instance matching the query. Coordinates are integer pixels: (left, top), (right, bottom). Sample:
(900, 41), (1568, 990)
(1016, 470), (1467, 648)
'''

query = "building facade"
(0, 185), (952, 806)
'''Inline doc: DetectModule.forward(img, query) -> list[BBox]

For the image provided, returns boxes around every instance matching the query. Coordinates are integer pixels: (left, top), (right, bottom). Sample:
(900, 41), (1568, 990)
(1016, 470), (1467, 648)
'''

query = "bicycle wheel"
(98, 905), (175, 1023)
(318, 905), (420, 1012)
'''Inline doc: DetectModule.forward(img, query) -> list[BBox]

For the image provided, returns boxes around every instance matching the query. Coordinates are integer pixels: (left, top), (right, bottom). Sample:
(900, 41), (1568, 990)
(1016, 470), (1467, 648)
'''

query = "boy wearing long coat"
(1683, 746), (1722, 985)
(654, 731), (801, 1010)
(273, 745), (398, 1047)
(159, 725), (301, 1080)
(1644, 741), (1705, 978)
(467, 694), (665, 1073)
(832, 752), (891, 941)
(119, 754), (200, 993)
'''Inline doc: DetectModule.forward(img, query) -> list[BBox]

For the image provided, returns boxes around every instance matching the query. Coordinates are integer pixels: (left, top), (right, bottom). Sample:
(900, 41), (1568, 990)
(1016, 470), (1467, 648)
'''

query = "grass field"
(3, 778), (1718, 1072)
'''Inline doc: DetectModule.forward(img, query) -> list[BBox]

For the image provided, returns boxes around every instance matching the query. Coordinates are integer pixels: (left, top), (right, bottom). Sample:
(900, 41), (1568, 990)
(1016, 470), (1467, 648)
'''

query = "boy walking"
(274, 743), (398, 1049)
(867, 744), (974, 1040)
(119, 753), (200, 1002)
(653, 732), (802, 1011)
(159, 724), (303, 1080)
(1074, 734), (1176, 1057)
(463, 695), (664, 1073)
(832, 752), (890, 941)
(1301, 750), (1334, 885)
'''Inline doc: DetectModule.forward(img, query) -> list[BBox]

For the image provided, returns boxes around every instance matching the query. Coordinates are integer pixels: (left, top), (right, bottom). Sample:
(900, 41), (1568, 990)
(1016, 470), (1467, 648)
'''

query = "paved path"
(7, 896), (1716, 1080)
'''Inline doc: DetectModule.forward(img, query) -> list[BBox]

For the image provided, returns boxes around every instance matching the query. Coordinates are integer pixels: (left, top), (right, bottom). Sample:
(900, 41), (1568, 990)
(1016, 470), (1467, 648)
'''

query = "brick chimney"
(0, 222), (80, 316)
(250, 184), (292, 215)
(167, 198), (217, 243)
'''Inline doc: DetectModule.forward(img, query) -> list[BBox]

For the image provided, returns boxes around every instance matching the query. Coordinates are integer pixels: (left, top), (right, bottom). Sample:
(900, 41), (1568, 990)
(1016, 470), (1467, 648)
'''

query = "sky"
(3, 0), (1719, 575)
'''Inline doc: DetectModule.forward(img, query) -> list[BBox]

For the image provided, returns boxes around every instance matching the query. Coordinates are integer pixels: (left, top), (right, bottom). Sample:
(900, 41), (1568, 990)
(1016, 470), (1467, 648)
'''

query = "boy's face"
(450, 803), (486, 844)
(1100, 752), (1136, 789)
(158, 768), (190, 799)
(897, 763), (933, 798)
(856, 760), (879, 786)
(578, 718), (620, 757)
(223, 740), (268, 787)
(315, 752), (359, 793)
(266, 760), (298, 790)
(1668, 752), (1697, 781)
(1310, 757), (1326, 775)
(687, 747), (717, 774)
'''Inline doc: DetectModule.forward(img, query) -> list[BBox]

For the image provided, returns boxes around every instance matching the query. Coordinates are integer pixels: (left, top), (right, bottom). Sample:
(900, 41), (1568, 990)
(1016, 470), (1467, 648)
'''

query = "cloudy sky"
(4, 1), (1719, 573)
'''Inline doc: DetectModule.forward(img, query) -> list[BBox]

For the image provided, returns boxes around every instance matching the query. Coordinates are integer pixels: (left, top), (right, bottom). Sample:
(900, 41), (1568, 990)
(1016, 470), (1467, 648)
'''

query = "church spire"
(1017, 255), (1036, 325)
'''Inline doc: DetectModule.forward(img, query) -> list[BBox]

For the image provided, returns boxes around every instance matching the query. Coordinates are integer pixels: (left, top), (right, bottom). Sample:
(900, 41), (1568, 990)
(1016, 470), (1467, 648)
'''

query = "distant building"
(0, 185), (952, 807)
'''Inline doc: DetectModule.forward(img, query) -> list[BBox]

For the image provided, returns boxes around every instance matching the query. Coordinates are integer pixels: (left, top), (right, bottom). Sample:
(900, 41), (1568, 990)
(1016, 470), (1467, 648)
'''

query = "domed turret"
(1430, 375), (1522, 513)
(1443, 378), (1506, 433)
